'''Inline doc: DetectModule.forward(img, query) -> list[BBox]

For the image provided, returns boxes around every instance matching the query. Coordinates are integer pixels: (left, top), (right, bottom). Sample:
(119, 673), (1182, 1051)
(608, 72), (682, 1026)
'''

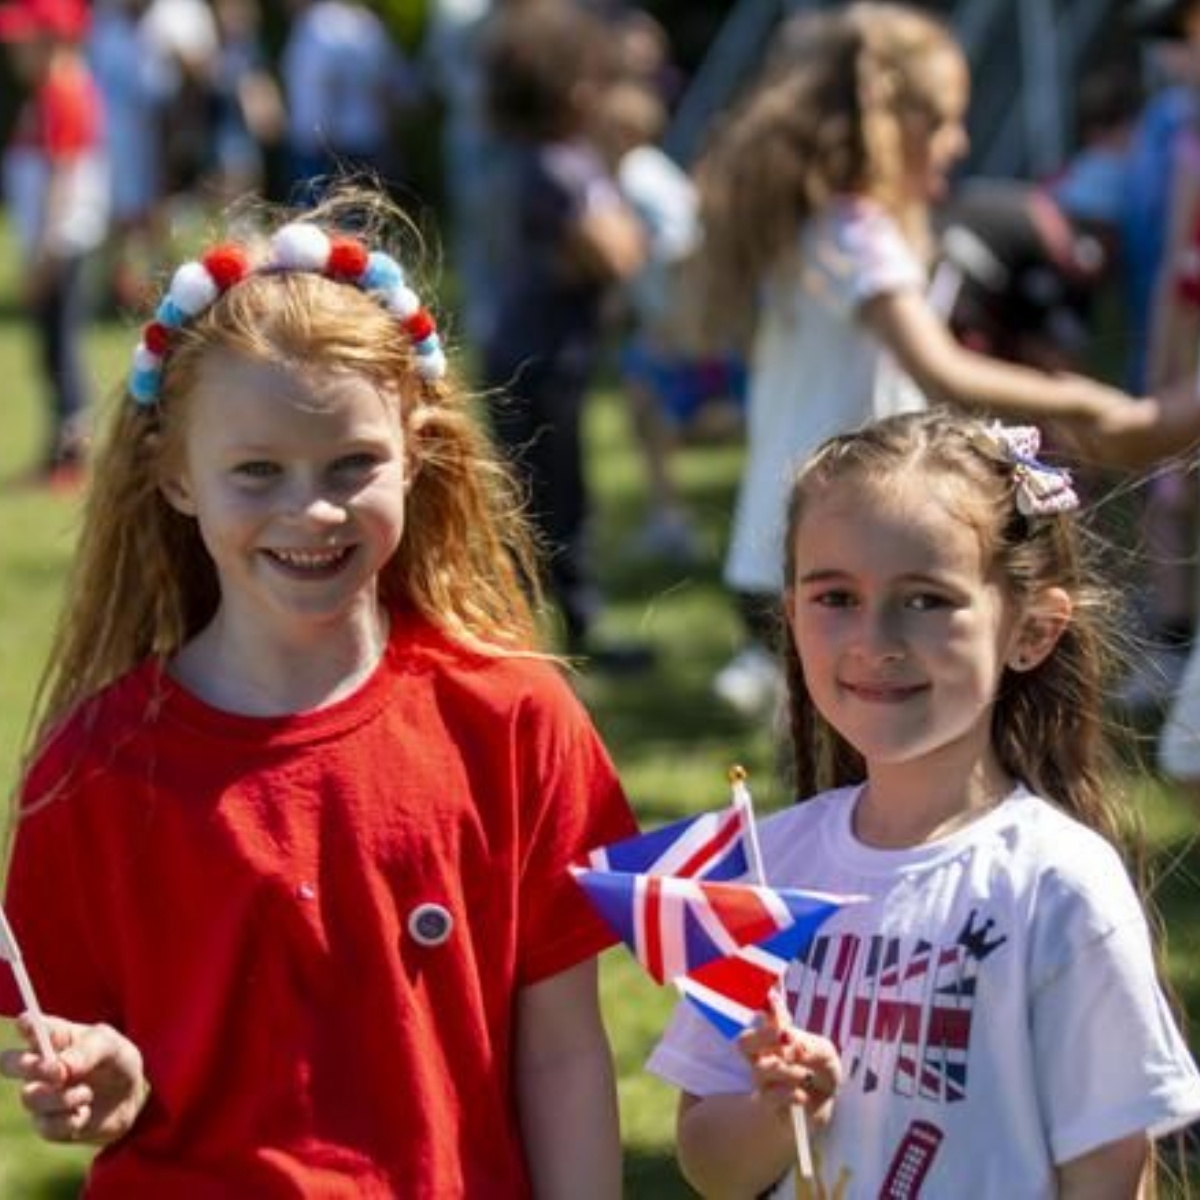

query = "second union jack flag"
(571, 868), (849, 986)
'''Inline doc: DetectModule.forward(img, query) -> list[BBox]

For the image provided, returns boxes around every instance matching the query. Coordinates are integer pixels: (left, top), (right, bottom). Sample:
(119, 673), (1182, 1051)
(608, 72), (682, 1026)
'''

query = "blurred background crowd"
(3, 0), (1200, 735)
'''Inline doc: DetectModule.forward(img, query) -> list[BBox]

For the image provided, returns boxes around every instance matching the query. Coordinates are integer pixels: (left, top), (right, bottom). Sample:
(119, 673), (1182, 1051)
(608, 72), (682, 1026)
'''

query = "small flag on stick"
(572, 767), (862, 1182)
(0, 905), (55, 1062)
(570, 868), (848, 985)
(580, 803), (750, 881)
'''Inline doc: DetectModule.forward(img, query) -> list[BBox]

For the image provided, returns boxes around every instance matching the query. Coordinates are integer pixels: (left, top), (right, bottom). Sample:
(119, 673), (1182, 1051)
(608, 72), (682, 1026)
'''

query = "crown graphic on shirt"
(955, 909), (1008, 963)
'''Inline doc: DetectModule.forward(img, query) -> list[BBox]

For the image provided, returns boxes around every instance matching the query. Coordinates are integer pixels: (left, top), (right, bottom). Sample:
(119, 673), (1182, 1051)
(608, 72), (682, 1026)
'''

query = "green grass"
(1, 296), (1199, 1197)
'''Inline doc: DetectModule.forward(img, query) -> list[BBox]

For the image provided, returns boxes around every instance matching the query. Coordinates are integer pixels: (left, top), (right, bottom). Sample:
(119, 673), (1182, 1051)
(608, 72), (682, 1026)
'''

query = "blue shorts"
(620, 338), (747, 427)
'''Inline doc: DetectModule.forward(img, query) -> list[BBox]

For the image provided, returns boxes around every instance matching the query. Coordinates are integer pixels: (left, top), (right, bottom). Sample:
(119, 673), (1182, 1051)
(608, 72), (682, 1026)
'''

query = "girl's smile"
(263, 546), (356, 576)
(838, 679), (927, 703)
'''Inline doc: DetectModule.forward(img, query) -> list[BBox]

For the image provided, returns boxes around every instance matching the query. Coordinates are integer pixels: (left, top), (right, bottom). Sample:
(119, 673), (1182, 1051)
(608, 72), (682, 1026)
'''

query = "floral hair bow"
(986, 423), (1079, 517)
(129, 223), (446, 407)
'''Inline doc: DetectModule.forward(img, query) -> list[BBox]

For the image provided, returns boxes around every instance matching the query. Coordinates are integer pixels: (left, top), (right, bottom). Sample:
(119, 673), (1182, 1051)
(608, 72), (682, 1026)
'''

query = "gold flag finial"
(728, 764), (748, 785)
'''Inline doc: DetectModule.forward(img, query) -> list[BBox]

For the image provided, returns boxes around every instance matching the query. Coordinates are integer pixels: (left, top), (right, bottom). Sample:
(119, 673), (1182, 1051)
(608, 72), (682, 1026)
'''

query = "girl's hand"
(1083, 379), (1200, 469)
(0, 1015), (149, 1146)
(736, 1005), (841, 1126)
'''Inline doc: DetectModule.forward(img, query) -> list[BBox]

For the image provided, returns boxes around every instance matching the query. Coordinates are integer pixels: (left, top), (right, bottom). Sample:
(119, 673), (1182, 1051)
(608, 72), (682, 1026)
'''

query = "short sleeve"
(805, 199), (925, 317)
(514, 671), (637, 985)
(645, 991), (752, 1097)
(1032, 881), (1200, 1162)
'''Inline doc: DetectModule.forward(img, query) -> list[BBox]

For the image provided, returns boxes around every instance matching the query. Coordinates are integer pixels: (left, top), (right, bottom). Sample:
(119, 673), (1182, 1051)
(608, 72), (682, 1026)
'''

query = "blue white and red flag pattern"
(572, 868), (850, 987)
(675, 889), (867, 1040)
(675, 917), (829, 1039)
(581, 806), (749, 881)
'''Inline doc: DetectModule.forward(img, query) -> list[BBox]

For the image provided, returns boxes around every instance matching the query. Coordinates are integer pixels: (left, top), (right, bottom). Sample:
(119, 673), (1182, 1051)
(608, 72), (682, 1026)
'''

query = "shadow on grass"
(23, 1165), (87, 1200)
(624, 1147), (694, 1198)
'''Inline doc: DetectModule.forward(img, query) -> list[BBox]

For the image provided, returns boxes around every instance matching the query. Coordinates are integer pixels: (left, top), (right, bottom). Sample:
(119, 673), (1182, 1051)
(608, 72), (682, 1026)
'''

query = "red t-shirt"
(1, 611), (636, 1197)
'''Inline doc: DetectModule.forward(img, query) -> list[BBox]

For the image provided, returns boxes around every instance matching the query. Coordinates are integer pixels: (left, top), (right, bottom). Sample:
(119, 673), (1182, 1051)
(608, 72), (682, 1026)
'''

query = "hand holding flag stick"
(728, 765), (815, 1181)
(0, 904), (56, 1063)
(572, 766), (861, 1184)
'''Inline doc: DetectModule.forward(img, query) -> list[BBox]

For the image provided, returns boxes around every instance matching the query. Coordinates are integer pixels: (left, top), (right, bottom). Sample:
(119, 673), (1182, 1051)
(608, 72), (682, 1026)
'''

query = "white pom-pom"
(133, 343), (163, 371)
(271, 223), (331, 272)
(168, 262), (220, 316)
(383, 284), (420, 320)
(416, 348), (447, 379)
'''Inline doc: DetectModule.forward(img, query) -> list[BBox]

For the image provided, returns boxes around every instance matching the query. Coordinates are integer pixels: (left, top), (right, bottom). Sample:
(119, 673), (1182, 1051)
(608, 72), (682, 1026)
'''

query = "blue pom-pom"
(155, 296), (187, 328)
(415, 333), (442, 357)
(362, 251), (405, 293)
(129, 367), (162, 406)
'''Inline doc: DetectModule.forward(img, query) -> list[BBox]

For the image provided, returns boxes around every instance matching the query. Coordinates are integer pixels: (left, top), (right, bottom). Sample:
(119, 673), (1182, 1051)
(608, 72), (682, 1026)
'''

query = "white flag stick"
(0, 906), (56, 1063)
(729, 767), (815, 1181)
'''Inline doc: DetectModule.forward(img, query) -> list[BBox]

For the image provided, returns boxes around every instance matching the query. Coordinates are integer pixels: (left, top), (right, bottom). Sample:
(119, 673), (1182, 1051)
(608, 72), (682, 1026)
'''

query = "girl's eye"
(233, 461), (279, 480)
(812, 589), (855, 609)
(333, 453), (379, 474)
(906, 593), (949, 612)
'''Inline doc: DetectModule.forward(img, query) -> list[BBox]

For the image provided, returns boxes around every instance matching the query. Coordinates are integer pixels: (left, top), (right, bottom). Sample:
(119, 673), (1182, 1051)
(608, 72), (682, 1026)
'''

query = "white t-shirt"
(724, 197), (926, 595)
(647, 786), (1200, 1198)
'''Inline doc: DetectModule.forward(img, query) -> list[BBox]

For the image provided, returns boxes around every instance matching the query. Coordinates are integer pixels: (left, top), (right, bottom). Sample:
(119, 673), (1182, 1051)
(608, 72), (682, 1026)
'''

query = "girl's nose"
(858, 610), (905, 663)
(286, 485), (347, 527)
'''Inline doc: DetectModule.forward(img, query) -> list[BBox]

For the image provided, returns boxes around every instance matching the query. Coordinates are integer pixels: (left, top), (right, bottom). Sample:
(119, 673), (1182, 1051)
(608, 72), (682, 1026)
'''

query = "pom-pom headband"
(128, 222), (446, 406)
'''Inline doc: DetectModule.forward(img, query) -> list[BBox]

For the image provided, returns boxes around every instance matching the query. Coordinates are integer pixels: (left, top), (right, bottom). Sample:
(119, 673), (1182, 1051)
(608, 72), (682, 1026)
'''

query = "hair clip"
(985, 423), (1079, 517)
(128, 223), (447, 407)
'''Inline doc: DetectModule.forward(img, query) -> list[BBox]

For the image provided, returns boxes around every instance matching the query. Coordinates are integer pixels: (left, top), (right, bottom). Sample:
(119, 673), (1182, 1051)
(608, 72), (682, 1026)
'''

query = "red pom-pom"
(202, 244), (250, 290)
(143, 321), (171, 356)
(328, 237), (369, 279)
(404, 309), (436, 342)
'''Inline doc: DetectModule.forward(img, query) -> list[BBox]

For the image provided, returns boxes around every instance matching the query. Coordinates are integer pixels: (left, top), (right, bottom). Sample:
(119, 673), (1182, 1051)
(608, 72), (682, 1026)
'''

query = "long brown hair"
(779, 409), (1129, 848)
(26, 188), (544, 752)
(691, 2), (963, 346)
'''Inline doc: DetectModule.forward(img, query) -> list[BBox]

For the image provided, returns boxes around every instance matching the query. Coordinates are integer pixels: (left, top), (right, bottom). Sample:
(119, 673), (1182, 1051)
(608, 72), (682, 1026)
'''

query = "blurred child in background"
(593, 77), (744, 566)
(481, 0), (650, 669)
(0, 0), (108, 487)
(691, 3), (1140, 719)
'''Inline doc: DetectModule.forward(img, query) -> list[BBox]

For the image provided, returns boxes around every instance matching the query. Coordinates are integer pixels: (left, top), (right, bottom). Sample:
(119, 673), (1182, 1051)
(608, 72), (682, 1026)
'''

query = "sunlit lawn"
(0, 264), (1198, 1196)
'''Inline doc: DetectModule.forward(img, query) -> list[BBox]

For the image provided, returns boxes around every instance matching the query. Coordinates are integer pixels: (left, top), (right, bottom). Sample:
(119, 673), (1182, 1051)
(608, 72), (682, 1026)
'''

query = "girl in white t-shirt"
(694, 3), (1144, 717)
(649, 408), (1200, 1198)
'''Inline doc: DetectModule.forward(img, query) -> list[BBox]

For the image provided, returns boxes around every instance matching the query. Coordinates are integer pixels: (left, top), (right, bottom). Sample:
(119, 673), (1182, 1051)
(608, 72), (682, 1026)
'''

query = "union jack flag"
(572, 868), (849, 987)
(676, 892), (856, 1039)
(580, 805), (749, 881)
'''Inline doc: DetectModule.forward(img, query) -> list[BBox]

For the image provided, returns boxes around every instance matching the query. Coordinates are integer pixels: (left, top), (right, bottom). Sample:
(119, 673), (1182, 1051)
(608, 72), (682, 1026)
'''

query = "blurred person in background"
(0, 0), (108, 488)
(935, 178), (1112, 376)
(481, 0), (653, 670)
(280, 0), (413, 202)
(208, 0), (283, 204)
(593, 77), (744, 566)
(88, 0), (170, 311)
(139, 0), (218, 207)
(1114, 0), (1200, 709)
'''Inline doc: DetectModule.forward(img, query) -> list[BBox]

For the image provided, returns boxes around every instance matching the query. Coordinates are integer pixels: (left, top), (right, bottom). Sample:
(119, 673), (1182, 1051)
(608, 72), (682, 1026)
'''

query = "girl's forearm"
(677, 1091), (800, 1199)
(518, 1040), (621, 1199)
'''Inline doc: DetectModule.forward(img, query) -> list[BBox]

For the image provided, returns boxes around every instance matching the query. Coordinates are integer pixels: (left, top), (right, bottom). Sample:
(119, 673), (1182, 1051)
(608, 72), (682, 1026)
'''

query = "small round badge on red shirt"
(407, 902), (454, 947)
